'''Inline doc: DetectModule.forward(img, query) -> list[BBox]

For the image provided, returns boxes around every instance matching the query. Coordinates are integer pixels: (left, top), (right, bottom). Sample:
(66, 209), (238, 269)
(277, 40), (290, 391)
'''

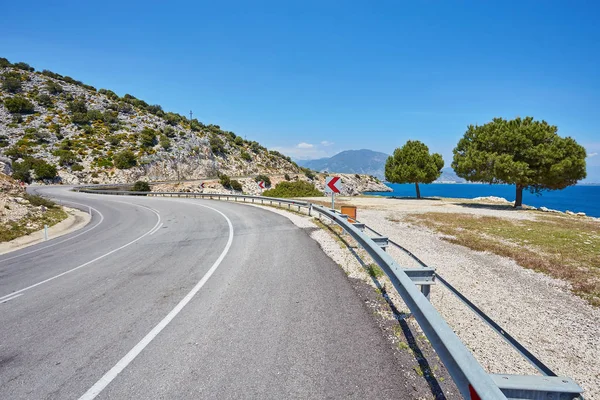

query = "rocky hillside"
(297, 149), (389, 180)
(0, 173), (67, 242)
(0, 57), (301, 185)
(152, 172), (390, 196)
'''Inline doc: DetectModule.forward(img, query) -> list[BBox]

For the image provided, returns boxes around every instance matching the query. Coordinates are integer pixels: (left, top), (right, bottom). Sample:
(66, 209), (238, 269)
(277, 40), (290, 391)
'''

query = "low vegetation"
(0, 207), (67, 242)
(263, 181), (322, 198)
(406, 212), (600, 306)
(132, 181), (151, 192)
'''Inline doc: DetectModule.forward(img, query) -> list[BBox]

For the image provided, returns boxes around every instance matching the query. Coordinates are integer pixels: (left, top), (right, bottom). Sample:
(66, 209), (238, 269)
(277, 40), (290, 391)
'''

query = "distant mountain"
(297, 149), (389, 179)
(436, 167), (466, 183)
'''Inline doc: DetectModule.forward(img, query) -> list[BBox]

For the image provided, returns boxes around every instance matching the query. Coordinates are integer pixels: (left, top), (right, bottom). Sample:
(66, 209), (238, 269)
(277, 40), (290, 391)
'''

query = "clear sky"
(1, 0), (598, 167)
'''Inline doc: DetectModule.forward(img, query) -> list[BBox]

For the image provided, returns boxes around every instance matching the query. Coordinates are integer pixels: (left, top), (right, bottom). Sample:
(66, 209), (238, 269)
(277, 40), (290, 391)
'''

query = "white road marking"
(149, 222), (164, 235)
(78, 203), (234, 400)
(0, 293), (23, 304)
(0, 201), (105, 263)
(0, 206), (161, 302)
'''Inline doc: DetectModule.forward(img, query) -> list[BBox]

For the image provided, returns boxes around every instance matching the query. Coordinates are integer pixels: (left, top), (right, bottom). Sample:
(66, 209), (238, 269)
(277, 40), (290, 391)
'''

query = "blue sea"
(366, 184), (600, 218)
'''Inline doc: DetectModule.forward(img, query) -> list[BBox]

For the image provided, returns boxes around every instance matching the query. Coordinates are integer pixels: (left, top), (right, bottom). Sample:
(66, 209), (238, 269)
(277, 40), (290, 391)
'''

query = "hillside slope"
(297, 149), (389, 179)
(0, 58), (300, 185)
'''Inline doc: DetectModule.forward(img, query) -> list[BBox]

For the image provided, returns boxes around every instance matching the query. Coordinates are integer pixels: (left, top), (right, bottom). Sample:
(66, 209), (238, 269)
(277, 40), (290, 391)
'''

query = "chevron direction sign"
(258, 181), (266, 189)
(325, 176), (341, 194)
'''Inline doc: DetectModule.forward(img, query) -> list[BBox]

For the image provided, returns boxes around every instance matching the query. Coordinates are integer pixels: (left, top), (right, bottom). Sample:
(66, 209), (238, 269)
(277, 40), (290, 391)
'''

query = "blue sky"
(2, 0), (599, 167)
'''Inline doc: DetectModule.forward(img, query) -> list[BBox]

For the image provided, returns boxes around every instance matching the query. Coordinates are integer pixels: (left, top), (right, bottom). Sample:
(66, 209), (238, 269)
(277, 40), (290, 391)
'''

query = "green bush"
(32, 160), (57, 180)
(54, 149), (79, 166)
(0, 135), (8, 148)
(0, 57), (11, 68)
(234, 136), (244, 146)
(210, 135), (226, 154)
(71, 112), (90, 125)
(254, 174), (271, 187)
(12, 161), (31, 183)
(163, 126), (176, 138)
(240, 150), (252, 161)
(132, 181), (151, 192)
(68, 99), (87, 113)
(45, 81), (63, 94)
(86, 109), (104, 122)
(219, 173), (231, 188)
(71, 164), (84, 172)
(262, 181), (322, 198)
(13, 62), (34, 72)
(139, 128), (157, 148)
(159, 135), (171, 150)
(114, 150), (137, 169)
(2, 77), (22, 93)
(4, 96), (35, 114)
(36, 93), (53, 107)
(98, 88), (119, 100)
(303, 168), (316, 180)
(284, 173), (291, 181)
(23, 194), (56, 208)
(230, 179), (243, 191)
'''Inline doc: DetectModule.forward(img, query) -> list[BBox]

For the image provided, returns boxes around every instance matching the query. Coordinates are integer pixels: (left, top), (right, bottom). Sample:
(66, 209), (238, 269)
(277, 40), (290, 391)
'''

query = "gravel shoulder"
(249, 198), (599, 399)
(0, 206), (91, 255)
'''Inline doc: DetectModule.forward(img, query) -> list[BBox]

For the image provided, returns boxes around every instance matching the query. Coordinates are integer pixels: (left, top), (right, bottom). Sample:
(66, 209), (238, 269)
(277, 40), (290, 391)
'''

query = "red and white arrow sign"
(200, 182), (205, 189)
(258, 181), (265, 189)
(325, 176), (341, 194)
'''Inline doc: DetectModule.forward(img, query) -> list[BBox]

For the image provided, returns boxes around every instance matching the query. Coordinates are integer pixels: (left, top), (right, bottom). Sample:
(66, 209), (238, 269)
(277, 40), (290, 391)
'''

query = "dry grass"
(0, 208), (68, 242)
(406, 212), (600, 306)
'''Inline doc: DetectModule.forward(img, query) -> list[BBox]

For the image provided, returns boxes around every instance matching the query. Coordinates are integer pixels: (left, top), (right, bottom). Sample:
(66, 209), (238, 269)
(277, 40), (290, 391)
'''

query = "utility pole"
(189, 110), (193, 120)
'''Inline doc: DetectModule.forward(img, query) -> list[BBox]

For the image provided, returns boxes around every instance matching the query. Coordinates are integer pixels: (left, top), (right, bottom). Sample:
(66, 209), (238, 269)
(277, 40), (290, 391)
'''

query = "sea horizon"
(367, 182), (600, 218)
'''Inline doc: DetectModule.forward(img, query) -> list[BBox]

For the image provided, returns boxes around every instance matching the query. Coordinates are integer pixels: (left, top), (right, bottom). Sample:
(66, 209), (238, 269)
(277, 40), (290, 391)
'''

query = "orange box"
(341, 205), (357, 222)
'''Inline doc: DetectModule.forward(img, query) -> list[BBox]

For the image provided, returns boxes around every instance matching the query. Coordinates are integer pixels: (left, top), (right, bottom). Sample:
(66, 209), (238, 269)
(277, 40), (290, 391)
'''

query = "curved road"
(0, 186), (408, 399)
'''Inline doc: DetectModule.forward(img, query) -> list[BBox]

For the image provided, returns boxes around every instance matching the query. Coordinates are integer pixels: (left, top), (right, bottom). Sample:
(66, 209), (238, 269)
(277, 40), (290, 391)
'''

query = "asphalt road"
(0, 186), (409, 399)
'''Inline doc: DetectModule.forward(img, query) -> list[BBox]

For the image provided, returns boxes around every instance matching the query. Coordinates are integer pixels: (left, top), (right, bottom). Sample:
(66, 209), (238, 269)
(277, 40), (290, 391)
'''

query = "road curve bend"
(0, 186), (410, 399)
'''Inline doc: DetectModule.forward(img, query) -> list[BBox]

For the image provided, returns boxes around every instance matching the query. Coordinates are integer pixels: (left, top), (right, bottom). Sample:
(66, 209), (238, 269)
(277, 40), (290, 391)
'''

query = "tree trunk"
(415, 182), (421, 199)
(514, 184), (523, 208)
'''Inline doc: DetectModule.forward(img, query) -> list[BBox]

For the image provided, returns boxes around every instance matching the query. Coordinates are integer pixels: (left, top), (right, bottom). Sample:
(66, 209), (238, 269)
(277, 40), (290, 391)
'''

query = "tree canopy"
(452, 117), (587, 207)
(385, 140), (444, 198)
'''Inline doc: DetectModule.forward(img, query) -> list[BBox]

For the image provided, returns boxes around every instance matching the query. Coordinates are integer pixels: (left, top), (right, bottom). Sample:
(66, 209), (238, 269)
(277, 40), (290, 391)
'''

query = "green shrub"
(230, 179), (243, 191)
(86, 109), (104, 122)
(68, 99), (87, 113)
(262, 181), (322, 198)
(32, 160), (57, 180)
(12, 161), (31, 183)
(71, 112), (90, 125)
(23, 194), (56, 208)
(159, 135), (171, 150)
(114, 150), (137, 169)
(163, 126), (176, 138)
(0, 135), (8, 148)
(54, 149), (79, 166)
(45, 81), (63, 94)
(71, 163), (84, 172)
(139, 128), (157, 148)
(0, 57), (11, 68)
(210, 135), (226, 154)
(240, 150), (252, 161)
(234, 136), (244, 146)
(303, 168), (316, 180)
(118, 102), (133, 114)
(2, 77), (22, 93)
(219, 173), (231, 188)
(4, 96), (35, 114)
(254, 174), (271, 187)
(284, 173), (291, 181)
(13, 62), (34, 72)
(98, 88), (119, 100)
(132, 181), (151, 192)
(36, 93), (53, 107)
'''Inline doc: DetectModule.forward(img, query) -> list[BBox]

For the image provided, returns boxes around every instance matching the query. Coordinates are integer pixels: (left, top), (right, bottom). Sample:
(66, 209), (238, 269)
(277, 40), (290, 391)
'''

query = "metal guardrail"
(73, 187), (584, 400)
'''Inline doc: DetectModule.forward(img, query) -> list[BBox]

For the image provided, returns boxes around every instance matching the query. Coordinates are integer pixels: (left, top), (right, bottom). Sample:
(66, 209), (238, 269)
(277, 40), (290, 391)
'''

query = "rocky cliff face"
(0, 62), (300, 185)
(152, 172), (391, 196)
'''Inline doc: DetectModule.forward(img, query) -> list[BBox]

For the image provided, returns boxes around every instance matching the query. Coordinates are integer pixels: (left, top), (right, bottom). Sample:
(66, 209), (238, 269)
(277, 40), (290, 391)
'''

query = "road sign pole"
(331, 192), (334, 210)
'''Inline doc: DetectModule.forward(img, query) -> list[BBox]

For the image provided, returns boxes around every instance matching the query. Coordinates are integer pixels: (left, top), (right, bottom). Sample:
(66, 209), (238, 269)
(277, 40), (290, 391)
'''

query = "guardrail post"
(308, 204), (312, 216)
(421, 285), (431, 300)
